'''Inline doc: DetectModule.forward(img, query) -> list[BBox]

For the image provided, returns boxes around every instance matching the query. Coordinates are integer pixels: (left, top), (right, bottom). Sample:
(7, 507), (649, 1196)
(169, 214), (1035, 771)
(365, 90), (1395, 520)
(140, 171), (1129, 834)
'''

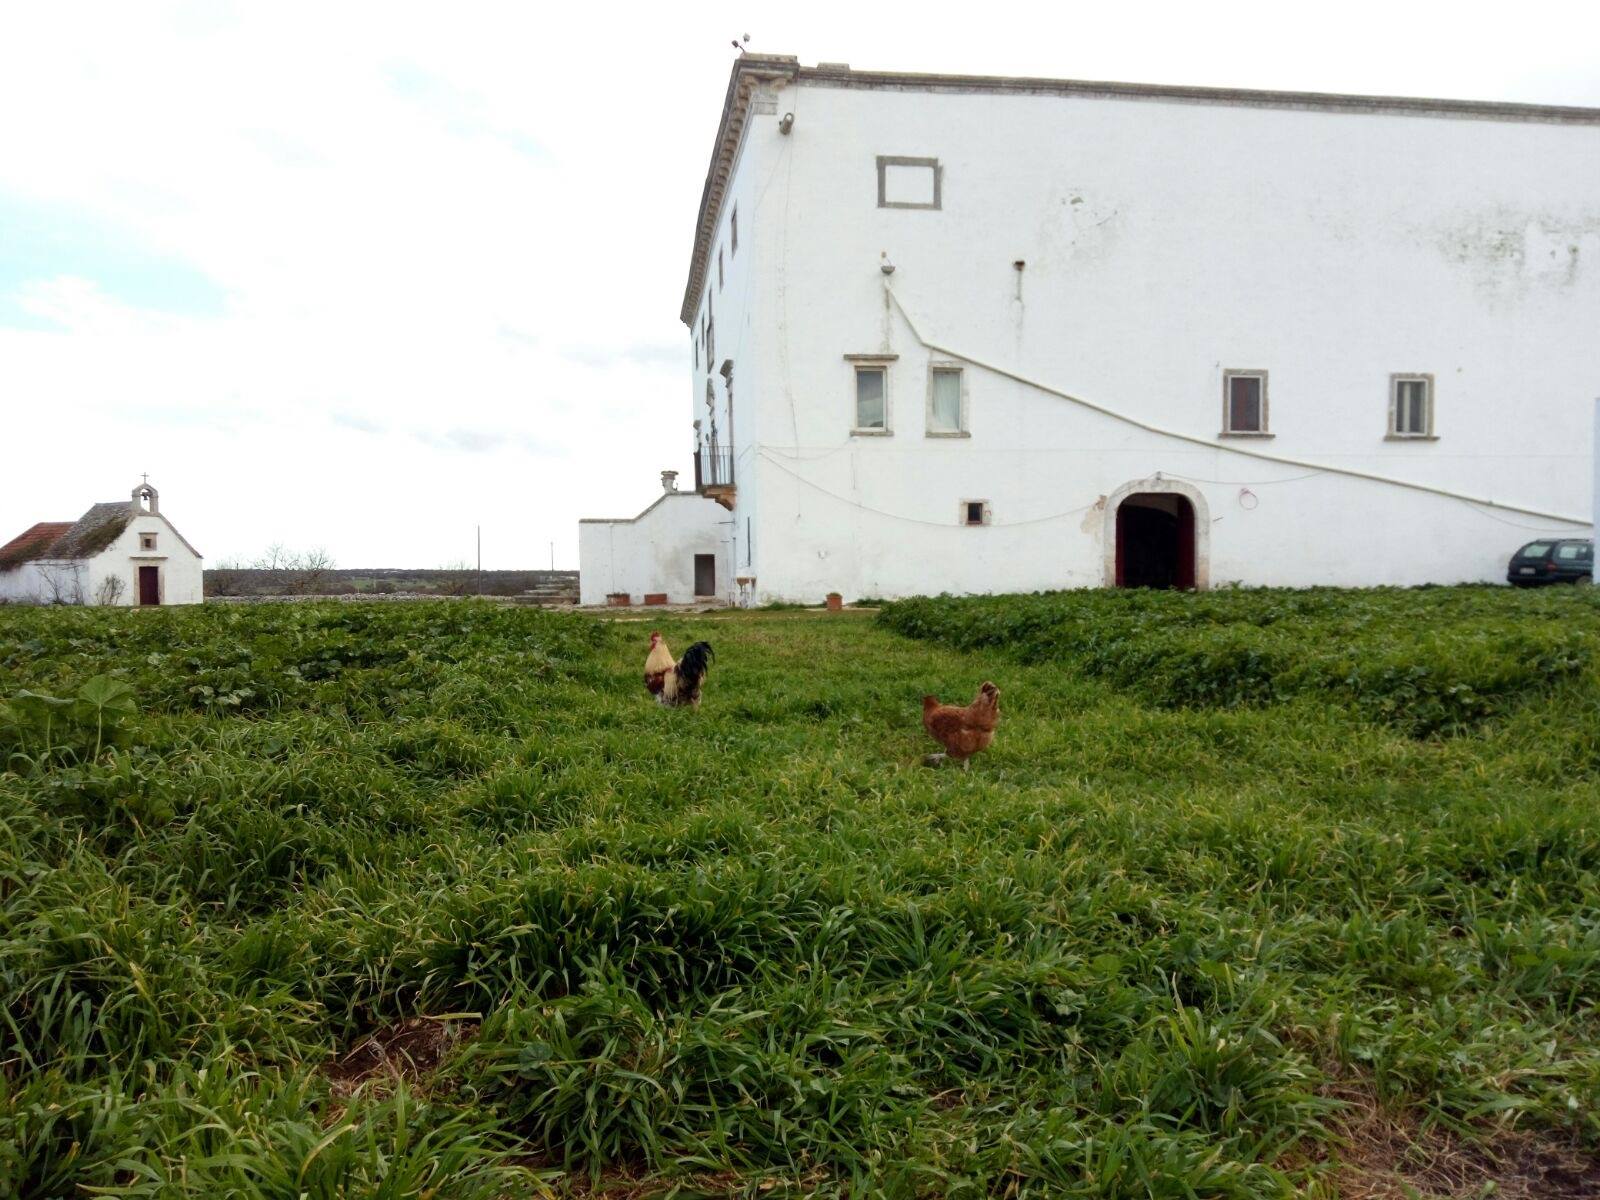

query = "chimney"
(660, 470), (679, 494)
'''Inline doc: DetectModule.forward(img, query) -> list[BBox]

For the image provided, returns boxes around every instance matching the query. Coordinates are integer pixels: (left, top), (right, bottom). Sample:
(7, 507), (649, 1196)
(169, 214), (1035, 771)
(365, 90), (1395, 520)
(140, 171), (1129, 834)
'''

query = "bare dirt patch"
(1324, 1087), (1600, 1199)
(326, 1016), (477, 1097)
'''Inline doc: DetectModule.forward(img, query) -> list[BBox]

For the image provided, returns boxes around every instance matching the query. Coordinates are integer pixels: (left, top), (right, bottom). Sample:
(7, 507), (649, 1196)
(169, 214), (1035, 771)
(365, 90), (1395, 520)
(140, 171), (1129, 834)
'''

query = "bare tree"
(283, 548), (335, 595)
(249, 546), (336, 595)
(36, 563), (85, 605)
(436, 560), (475, 596)
(206, 558), (248, 597)
(95, 575), (126, 606)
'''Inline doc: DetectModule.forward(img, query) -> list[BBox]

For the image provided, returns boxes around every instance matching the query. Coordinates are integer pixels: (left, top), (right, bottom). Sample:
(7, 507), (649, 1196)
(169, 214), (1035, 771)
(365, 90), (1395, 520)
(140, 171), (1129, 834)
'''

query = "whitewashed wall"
(86, 514), (205, 606)
(720, 79), (1598, 602)
(686, 105), (769, 587)
(0, 513), (203, 606)
(579, 494), (732, 605)
(0, 561), (87, 604)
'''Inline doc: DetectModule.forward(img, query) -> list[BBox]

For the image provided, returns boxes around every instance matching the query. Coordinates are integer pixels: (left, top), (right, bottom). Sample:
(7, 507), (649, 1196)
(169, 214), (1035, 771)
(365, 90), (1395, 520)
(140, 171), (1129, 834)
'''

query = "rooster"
(644, 632), (714, 708)
(922, 681), (1001, 769)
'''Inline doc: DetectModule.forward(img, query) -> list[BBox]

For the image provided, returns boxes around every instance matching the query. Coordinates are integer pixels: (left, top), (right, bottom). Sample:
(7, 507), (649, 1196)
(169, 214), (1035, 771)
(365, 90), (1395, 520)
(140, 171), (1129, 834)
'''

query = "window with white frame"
(1390, 374), (1434, 438)
(855, 366), (887, 431)
(1222, 370), (1269, 435)
(927, 365), (966, 435)
(843, 354), (898, 433)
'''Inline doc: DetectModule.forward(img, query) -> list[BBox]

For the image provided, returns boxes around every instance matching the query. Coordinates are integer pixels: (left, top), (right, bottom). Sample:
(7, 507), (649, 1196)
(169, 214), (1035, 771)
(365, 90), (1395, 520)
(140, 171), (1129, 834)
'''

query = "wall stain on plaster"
(1036, 186), (1122, 272)
(1429, 209), (1599, 300)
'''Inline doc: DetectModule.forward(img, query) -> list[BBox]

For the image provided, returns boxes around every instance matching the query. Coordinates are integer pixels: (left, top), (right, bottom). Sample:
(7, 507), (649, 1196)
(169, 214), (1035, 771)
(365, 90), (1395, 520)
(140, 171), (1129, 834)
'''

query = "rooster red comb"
(649, 631), (661, 641)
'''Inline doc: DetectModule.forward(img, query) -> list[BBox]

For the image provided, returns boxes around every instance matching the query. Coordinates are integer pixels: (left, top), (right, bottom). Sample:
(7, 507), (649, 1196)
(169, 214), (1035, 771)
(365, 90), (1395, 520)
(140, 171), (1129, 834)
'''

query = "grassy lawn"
(2, 591), (1599, 1198)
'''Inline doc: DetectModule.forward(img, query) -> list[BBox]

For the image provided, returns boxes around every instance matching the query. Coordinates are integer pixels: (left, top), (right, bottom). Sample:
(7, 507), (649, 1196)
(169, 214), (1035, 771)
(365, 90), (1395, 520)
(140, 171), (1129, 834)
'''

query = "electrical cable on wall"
(884, 284), (1589, 528)
(758, 450), (1096, 528)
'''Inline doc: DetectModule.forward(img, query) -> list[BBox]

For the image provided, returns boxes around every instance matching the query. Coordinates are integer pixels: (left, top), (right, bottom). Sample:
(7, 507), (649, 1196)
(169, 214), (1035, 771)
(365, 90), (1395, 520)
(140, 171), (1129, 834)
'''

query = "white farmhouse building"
(0, 481), (204, 606)
(583, 56), (1600, 603)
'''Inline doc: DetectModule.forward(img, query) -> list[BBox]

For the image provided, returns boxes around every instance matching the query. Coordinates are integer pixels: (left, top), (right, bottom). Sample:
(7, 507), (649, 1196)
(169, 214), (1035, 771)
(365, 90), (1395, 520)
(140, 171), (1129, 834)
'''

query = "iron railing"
(695, 446), (734, 491)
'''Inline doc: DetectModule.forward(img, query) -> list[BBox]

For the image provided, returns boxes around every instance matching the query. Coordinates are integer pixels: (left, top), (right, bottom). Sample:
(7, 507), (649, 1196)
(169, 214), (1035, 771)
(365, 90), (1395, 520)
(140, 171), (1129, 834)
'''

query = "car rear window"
(1519, 543), (1554, 558)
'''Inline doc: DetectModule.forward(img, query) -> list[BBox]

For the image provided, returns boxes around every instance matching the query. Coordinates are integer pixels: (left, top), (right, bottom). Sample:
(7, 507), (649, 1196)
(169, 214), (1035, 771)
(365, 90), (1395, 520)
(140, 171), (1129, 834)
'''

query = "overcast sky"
(2, 1), (1596, 569)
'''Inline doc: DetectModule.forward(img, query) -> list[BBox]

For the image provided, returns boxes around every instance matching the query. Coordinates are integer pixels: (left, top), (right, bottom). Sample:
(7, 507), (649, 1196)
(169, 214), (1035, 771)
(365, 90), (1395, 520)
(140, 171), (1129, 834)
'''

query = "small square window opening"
(961, 500), (990, 526)
(140, 533), (157, 551)
(1390, 375), (1434, 438)
(1222, 371), (1268, 435)
(876, 156), (942, 210)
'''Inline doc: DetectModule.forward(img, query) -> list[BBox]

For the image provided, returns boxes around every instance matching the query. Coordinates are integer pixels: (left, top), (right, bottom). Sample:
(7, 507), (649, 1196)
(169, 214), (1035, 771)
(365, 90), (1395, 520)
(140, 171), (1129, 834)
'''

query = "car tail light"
(1547, 561), (1560, 572)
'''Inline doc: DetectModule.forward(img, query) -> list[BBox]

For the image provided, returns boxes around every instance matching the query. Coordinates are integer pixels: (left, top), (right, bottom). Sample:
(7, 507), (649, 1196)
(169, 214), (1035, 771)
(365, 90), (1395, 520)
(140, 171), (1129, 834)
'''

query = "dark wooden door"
(694, 554), (715, 596)
(138, 566), (159, 606)
(1115, 497), (1196, 590)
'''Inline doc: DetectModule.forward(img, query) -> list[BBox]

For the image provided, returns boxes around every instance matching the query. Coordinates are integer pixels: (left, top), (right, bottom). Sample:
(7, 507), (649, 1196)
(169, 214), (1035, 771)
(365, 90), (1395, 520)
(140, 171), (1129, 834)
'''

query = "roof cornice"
(679, 58), (1600, 326)
(793, 64), (1600, 125)
(679, 55), (799, 327)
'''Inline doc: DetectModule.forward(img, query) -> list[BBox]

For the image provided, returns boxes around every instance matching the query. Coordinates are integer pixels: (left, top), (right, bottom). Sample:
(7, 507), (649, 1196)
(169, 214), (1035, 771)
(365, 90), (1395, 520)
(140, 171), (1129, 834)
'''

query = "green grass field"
(3, 590), (1599, 1198)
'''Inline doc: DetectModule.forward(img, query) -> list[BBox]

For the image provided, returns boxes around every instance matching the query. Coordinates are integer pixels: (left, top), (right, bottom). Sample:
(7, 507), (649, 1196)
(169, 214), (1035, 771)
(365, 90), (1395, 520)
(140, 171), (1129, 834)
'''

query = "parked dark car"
(1507, 538), (1593, 586)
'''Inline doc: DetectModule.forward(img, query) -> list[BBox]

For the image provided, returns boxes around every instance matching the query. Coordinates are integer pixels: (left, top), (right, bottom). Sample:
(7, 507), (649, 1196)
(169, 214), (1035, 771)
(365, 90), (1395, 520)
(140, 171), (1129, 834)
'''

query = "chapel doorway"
(138, 565), (160, 606)
(1115, 493), (1196, 589)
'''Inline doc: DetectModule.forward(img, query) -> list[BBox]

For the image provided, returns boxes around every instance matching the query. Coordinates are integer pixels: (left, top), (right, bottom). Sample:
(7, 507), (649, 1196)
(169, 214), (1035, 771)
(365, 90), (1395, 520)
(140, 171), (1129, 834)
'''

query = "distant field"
(2, 590), (1598, 1197)
(203, 567), (578, 599)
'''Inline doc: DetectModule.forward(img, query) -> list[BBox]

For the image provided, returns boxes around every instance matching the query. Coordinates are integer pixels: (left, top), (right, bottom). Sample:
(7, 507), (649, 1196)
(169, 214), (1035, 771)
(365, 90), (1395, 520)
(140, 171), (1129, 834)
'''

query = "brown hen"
(921, 681), (1000, 769)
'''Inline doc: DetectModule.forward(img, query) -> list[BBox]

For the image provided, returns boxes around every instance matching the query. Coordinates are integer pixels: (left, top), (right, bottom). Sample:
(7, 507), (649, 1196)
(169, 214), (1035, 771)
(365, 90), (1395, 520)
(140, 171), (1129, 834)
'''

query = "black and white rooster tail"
(672, 641), (714, 706)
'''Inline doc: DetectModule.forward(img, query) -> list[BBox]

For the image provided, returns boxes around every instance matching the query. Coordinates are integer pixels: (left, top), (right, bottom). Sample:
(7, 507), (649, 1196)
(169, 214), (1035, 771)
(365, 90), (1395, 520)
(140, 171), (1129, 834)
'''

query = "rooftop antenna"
(731, 33), (750, 54)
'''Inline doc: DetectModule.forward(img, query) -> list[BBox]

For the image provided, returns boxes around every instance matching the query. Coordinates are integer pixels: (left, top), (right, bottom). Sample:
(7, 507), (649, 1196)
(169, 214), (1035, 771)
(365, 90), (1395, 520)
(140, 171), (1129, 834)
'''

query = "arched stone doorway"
(1103, 478), (1209, 590)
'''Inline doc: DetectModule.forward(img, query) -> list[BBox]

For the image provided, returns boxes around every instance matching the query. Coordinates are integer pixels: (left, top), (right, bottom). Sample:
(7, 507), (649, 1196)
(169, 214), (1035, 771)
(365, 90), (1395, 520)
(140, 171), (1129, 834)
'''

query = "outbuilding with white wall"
(0, 480), (204, 606)
(578, 472), (731, 606)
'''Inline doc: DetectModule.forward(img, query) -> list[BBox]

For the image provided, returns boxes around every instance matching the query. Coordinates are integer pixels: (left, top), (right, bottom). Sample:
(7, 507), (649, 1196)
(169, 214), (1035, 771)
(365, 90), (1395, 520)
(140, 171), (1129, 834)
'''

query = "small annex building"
(0, 480), (204, 606)
(578, 470), (731, 606)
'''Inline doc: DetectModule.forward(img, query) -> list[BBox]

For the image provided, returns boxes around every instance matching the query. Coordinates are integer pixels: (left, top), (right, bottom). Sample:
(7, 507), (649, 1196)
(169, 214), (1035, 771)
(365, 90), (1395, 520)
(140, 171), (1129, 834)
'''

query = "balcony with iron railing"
(695, 444), (735, 509)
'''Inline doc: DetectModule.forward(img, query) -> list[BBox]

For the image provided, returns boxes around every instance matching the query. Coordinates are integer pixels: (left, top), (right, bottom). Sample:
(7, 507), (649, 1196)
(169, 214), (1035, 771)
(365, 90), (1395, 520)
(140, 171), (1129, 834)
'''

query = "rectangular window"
(928, 366), (965, 435)
(140, 533), (156, 551)
(1222, 370), (1268, 435)
(961, 500), (990, 526)
(706, 316), (714, 362)
(855, 366), (886, 431)
(731, 207), (738, 255)
(1390, 374), (1434, 438)
(693, 337), (699, 370)
(718, 247), (724, 290)
(877, 156), (942, 210)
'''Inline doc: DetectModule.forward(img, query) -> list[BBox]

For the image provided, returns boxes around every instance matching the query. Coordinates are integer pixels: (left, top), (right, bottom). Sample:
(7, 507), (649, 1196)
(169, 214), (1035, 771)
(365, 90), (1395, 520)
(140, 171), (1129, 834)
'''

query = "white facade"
(603, 59), (1600, 603)
(578, 487), (732, 606)
(0, 483), (204, 606)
